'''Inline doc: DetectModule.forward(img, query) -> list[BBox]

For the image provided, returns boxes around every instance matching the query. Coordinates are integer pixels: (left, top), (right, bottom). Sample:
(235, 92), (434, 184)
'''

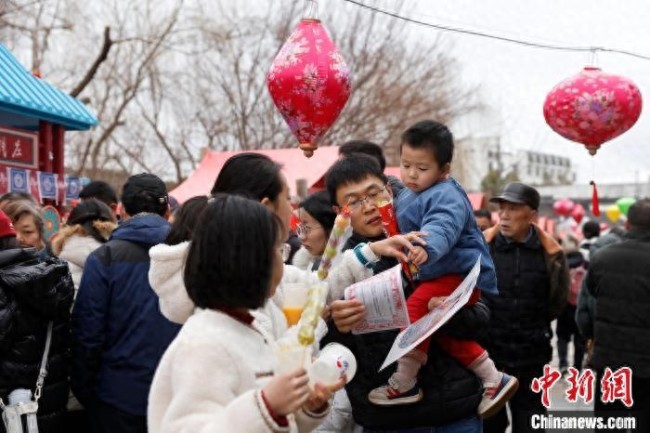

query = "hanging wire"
(342, 0), (650, 61)
(304, 0), (319, 19)
(587, 48), (601, 67)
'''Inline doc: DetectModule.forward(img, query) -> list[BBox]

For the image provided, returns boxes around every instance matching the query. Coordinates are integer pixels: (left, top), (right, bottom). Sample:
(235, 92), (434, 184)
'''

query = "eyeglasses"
(281, 243), (291, 262)
(347, 186), (390, 211)
(296, 224), (323, 238)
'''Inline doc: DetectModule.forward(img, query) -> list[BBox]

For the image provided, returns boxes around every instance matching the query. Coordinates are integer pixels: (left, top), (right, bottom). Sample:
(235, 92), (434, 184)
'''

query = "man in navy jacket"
(71, 173), (180, 433)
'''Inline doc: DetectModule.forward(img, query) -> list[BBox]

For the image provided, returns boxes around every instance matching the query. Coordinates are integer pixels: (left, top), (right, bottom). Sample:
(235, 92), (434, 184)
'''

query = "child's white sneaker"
(478, 373), (519, 418)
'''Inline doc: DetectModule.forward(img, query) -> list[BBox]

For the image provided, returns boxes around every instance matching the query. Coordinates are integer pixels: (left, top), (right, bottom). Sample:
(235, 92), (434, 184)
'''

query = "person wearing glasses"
(321, 153), (491, 433)
(292, 191), (337, 272)
(365, 121), (517, 419)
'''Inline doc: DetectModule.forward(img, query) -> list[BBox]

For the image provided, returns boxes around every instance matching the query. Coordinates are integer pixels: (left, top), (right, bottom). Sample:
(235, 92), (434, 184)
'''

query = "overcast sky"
(396, 0), (650, 185)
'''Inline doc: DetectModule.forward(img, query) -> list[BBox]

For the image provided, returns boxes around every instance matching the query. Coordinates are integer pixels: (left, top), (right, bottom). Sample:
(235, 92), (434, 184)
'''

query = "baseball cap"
(0, 209), (16, 238)
(490, 182), (540, 210)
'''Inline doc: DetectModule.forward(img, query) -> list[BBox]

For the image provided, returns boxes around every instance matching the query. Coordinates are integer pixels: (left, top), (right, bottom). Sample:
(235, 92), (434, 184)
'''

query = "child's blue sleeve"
(417, 191), (467, 278)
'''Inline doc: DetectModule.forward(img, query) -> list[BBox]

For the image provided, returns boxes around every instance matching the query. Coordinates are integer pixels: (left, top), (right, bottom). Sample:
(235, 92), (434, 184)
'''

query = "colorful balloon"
(605, 204), (621, 223)
(616, 197), (636, 216)
(571, 203), (585, 224)
(553, 198), (575, 217)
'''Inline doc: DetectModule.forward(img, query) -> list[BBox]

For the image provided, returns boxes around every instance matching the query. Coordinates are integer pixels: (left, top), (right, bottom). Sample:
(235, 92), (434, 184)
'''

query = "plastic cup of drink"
(274, 343), (312, 375)
(283, 283), (309, 326)
(309, 343), (357, 387)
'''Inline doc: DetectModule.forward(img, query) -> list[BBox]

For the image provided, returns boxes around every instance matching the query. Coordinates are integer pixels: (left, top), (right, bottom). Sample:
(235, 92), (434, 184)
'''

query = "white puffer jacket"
(148, 309), (328, 433)
(148, 242), (328, 342)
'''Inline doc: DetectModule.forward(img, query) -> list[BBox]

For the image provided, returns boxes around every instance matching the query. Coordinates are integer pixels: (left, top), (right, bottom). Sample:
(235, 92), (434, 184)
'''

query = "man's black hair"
(325, 154), (386, 206)
(627, 198), (650, 230)
(79, 181), (118, 206)
(339, 140), (386, 171)
(581, 220), (601, 239)
(184, 194), (281, 310)
(400, 120), (454, 167)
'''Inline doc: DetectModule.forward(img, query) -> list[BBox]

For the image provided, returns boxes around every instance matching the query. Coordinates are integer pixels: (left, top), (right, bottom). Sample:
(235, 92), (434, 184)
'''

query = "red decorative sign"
(0, 127), (38, 168)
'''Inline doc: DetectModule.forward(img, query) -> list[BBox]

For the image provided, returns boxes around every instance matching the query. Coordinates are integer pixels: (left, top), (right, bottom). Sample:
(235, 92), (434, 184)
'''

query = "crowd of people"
(0, 119), (649, 433)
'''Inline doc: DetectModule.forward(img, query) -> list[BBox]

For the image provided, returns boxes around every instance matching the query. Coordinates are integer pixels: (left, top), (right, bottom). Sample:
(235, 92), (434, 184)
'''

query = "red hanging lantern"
(267, 18), (351, 158)
(553, 198), (575, 217)
(544, 67), (642, 217)
(543, 67), (642, 156)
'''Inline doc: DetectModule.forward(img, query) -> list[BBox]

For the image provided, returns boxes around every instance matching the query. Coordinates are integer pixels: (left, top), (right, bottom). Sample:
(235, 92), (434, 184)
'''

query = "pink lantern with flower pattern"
(543, 67), (642, 156)
(267, 18), (351, 158)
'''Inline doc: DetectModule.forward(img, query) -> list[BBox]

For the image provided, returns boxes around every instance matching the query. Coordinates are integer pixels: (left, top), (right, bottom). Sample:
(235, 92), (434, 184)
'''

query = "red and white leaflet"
(379, 257), (481, 371)
(344, 264), (409, 334)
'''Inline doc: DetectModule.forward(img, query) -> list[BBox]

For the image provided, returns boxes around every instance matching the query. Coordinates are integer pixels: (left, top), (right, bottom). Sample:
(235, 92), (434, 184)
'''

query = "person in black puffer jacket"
(0, 209), (74, 433)
(586, 199), (650, 432)
(322, 155), (487, 432)
(482, 183), (569, 433)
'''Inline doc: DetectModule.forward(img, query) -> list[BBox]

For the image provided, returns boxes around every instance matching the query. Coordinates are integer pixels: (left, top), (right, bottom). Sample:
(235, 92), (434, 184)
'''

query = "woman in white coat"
(148, 195), (342, 433)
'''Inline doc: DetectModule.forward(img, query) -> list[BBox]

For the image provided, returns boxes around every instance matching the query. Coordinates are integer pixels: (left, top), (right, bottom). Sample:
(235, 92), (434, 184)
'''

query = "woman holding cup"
(148, 195), (343, 433)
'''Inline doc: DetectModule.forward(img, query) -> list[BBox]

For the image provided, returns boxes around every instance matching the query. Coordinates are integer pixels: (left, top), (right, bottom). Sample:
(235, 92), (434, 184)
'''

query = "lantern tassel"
(590, 180), (600, 217)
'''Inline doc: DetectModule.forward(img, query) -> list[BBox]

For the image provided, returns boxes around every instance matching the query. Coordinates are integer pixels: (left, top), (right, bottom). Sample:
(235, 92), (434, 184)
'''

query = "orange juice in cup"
(283, 283), (309, 326)
(283, 306), (303, 326)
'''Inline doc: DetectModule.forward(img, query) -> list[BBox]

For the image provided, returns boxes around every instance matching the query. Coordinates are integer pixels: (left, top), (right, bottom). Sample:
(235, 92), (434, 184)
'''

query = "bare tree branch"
(70, 26), (113, 97)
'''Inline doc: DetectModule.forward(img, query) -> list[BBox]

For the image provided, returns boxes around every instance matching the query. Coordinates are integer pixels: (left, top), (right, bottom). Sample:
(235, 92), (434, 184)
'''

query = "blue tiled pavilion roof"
(0, 44), (98, 131)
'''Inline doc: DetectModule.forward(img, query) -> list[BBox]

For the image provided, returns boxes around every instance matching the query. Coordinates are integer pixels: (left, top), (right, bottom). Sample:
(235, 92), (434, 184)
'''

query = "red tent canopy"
(170, 147), (341, 203)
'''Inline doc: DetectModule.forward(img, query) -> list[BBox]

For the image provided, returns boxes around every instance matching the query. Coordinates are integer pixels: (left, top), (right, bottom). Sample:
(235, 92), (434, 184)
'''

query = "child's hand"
(428, 296), (447, 310)
(408, 245), (428, 266)
(303, 376), (346, 413)
(263, 368), (310, 416)
(369, 232), (427, 262)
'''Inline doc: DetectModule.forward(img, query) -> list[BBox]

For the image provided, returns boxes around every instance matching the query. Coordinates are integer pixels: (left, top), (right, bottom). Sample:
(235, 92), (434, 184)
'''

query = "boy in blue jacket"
(369, 120), (518, 418)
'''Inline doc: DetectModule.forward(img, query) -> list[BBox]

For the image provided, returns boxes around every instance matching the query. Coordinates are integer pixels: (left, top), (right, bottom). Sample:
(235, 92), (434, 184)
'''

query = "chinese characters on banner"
(0, 128), (37, 169)
(531, 364), (633, 408)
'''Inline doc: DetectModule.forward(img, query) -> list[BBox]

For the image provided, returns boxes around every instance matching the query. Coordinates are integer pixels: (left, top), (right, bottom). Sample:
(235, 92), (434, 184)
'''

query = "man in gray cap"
(482, 182), (569, 433)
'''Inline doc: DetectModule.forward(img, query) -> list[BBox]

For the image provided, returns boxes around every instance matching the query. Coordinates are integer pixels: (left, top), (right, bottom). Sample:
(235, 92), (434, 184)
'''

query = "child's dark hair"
(400, 120), (454, 167)
(166, 196), (209, 246)
(299, 190), (336, 237)
(325, 154), (387, 206)
(79, 181), (118, 206)
(211, 153), (284, 202)
(67, 199), (115, 244)
(184, 194), (282, 310)
(339, 140), (386, 171)
(581, 220), (601, 239)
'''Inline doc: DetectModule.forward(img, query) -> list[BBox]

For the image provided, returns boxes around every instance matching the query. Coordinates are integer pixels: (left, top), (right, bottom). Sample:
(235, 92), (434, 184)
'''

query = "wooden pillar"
(52, 124), (65, 177)
(38, 121), (53, 172)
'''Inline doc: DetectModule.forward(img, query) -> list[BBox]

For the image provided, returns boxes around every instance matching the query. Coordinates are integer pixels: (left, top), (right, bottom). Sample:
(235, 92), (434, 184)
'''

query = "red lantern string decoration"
(267, 17), (351, 158)
(543, 67), (643, 217)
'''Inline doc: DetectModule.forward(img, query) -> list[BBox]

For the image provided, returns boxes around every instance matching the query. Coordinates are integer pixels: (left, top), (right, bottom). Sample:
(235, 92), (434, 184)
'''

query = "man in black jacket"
(323, 155), (488, 432)
(482, 182), (569, 433)
(586, 198), (650, 432)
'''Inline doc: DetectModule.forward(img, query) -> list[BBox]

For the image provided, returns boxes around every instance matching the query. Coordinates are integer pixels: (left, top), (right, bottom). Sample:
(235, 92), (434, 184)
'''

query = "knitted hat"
(0, 209), (17, 238)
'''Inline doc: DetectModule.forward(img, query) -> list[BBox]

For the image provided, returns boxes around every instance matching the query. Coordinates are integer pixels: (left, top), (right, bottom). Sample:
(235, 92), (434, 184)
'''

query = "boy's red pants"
(406, 274), (485, 367)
